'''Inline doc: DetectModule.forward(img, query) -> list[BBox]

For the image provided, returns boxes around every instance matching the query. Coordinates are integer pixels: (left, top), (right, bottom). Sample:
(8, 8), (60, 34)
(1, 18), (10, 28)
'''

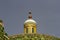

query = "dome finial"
(28, 11), (32, 19)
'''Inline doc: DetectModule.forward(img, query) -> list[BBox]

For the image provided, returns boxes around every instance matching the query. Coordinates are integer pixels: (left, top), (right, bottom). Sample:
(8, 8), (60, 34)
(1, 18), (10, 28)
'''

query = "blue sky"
(0, 0), (60, 37)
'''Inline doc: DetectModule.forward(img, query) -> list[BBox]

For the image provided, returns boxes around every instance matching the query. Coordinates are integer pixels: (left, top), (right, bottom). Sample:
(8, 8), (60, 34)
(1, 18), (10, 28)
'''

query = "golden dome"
(24, 12), (37, 34)
(24, 19), (36, 24)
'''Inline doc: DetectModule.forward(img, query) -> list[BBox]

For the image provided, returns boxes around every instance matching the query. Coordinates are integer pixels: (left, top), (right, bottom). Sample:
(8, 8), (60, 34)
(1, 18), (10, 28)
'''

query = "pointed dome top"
(24, 12), (36, 24)
(28, 11), (32, 19)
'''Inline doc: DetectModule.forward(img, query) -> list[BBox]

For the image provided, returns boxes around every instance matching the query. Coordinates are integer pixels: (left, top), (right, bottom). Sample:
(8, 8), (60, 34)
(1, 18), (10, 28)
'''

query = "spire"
(28, 11), (32, 19)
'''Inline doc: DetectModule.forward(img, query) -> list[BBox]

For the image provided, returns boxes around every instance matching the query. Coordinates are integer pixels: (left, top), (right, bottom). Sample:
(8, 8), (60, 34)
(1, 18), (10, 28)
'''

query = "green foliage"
(9, 34), (60, 40)
(0, 25), (8, 40)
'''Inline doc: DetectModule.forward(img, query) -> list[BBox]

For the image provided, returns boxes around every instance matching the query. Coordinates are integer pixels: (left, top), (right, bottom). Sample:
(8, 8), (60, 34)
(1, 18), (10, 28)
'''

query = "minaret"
(24, 12), (37, 34)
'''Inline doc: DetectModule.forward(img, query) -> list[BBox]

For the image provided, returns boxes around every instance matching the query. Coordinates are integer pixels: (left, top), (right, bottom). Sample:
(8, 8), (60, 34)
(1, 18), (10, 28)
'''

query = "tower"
(24, 12), (37, 34)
